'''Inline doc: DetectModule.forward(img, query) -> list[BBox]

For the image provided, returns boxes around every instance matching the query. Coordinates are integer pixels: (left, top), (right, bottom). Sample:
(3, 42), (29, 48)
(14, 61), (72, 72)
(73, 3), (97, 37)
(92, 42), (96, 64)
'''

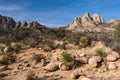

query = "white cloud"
(0, 5), (23, 12)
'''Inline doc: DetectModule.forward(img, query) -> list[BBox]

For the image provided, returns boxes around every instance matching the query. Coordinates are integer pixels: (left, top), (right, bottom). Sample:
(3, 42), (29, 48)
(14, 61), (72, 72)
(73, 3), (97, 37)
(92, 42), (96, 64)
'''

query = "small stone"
(4, 46), (13, 53)
(80, 53), (86, 57)
(45, 62), (58, 71)
(0, 65), (7, 71)
(108, 62), (117, 70)
(59, 62), (69, 71)
(107, 54), (117, 62)
(81, 77), (92, 80)
(79, 57), (88, 64)
(71, 71), (79, 79)
(51, 50), (55, 53)
(41, 59), (46, 66)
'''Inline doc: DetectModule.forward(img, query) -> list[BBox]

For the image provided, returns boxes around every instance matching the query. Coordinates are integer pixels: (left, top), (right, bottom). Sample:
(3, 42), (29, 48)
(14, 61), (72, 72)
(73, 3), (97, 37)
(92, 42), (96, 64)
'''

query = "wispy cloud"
(0, 5), (24, 12)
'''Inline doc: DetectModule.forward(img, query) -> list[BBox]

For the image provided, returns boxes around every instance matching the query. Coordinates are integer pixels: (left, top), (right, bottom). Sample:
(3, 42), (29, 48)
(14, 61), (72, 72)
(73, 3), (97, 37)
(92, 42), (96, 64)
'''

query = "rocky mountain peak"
(82, 12), (95, 26)
(0, 14), (47, 31)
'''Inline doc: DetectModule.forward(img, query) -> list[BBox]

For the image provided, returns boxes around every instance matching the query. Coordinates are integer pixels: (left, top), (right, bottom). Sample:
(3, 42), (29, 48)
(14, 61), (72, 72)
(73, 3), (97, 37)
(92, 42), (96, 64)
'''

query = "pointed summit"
(82, 12), (95, 26)
(92, 13), (104, 24)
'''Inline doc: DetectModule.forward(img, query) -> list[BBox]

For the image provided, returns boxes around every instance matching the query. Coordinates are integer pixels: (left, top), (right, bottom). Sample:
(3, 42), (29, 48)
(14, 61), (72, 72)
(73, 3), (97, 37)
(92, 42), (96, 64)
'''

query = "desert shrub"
(95, 48), (105, 57)
(32, 54), (41, 63)
(59, 52), (74, 66)
(13, 43), (22, 52)
(114, 24), (120, 37)
(0, 53), (16, 65)
(79, 36), (88, 47)
(26, 71), (42, 80)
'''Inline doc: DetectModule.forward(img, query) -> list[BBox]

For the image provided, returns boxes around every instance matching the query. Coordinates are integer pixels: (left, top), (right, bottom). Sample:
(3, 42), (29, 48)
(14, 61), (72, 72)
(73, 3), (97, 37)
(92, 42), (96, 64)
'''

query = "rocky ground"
(0, 41), (120, 80)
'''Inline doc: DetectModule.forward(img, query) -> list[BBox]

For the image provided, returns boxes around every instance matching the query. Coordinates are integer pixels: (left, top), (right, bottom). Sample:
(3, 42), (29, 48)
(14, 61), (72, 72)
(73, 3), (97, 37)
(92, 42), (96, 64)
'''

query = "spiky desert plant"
(60, 52), (74, 66)
(95, 48), (105, 57)
(79, 36), (88, 47)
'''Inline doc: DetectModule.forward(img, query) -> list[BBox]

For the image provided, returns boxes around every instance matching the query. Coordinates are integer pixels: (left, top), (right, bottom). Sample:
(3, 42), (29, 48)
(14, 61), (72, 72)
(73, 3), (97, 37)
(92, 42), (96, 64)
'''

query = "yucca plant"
(95, 48), (105, 57)
(59, 52), (74, 66)
(79, 36), (88, 47)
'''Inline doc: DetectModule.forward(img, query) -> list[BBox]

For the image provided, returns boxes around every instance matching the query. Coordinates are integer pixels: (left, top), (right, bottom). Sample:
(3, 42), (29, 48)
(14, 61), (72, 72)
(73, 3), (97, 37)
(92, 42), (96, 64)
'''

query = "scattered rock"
(79, 57), (88, 64)
(45, 62), (58, 71)
(41, 59), (46, 66)
(88, 58), (97, 68)
(4, 46), (13, 53)
(80, 53), (86, 57)
(108, 62), (117, 70)
(107, 54), (117, 62)
(81, 77), (92, 80)
(71, 71), (79, 79)
(0, 65), (8, 71)
(59, 62), (69, 71)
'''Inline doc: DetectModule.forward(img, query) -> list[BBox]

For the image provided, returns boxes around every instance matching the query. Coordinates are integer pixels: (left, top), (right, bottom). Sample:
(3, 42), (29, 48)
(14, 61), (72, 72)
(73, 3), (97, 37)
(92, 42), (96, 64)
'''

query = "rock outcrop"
(66, 12), (116, 33)
(0, 14), (47, 31)
(82, 12), (95, 27)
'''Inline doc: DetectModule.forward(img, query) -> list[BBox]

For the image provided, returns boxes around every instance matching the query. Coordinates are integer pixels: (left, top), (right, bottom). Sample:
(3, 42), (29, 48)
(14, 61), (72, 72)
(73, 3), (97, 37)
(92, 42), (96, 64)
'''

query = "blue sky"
(0, 0), (120, 27)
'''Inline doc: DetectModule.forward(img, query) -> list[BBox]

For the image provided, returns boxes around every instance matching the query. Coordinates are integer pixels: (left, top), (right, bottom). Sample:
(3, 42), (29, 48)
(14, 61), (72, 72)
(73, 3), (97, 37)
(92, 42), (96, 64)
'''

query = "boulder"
(111, 52), (120, 59)
(88, 58), (97, 68)
(107, 54), (117, 62)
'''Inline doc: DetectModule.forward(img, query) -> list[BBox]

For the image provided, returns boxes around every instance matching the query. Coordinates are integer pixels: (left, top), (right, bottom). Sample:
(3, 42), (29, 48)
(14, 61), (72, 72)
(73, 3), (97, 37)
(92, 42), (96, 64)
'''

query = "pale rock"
(100, 17), (104, 23)
(88, 58), (97, 68)
(0, 65), (8, 71)
(79, 53), (86, 57)
(92, 56), (102, 62)
(82, 12), (95, 26)
(4, 46), (13, 53)
(108, 19), (116, 24)
(71, 71), (79, 79)
(107, 54), (117, 62)
(79, 57), (88, 64)
(67, 16), (82, 30)
(45, 62), (58, 71)
(108, 62), (117, 70)
(81, 77), (92, 80)
(111, 52), (120, 59)
(59, 62), (69, 71)
(92, 13), (101, 24)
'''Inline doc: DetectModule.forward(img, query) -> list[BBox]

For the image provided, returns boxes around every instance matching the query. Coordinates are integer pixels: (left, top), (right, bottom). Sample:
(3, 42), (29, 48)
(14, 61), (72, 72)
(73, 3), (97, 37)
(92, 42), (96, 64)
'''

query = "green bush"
(32, 54), (41, 63)
(13, 43), (21, 52)
(59, 52), (74, 66)
(0, 53), (16, 65)
(79, 36), (88, 47)
(95, 48), (105, 57)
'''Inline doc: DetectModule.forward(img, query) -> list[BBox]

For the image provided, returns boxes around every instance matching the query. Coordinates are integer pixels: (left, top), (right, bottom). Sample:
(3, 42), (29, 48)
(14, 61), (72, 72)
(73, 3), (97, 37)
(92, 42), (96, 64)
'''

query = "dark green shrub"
(32, 54), (41, 63)
(13, 43), (21, 52)
(0, 53), (16, 65)
(59, 52), (74, 66)
(95, 48), (105, 57)
(79, 36), (88, 47)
